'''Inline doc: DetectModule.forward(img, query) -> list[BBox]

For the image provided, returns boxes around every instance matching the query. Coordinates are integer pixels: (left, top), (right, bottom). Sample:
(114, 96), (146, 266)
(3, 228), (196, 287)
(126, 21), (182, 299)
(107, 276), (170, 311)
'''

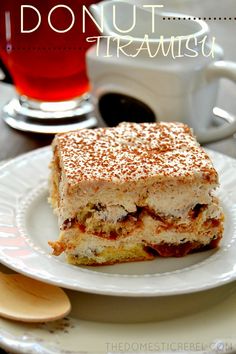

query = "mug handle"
(197, 61), (236, 144)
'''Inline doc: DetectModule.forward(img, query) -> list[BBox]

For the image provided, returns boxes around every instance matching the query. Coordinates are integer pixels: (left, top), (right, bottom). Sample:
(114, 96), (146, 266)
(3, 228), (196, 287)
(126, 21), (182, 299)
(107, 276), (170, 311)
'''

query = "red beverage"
(0, 1), (99, 101)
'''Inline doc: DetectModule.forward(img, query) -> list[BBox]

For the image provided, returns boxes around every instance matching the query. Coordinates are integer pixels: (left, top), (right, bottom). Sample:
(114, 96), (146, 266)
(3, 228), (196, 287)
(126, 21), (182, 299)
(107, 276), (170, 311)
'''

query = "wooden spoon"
(0, 272), (71, 322)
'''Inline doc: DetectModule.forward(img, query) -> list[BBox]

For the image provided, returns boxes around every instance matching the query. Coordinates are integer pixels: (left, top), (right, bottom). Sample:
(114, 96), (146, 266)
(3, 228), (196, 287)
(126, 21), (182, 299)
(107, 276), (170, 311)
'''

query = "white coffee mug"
(87, 0), (236, 143)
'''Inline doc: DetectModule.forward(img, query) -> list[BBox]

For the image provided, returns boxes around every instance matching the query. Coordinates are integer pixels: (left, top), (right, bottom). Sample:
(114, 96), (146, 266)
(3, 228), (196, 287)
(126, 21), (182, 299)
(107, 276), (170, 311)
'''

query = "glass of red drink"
(0, 0), (99, 132)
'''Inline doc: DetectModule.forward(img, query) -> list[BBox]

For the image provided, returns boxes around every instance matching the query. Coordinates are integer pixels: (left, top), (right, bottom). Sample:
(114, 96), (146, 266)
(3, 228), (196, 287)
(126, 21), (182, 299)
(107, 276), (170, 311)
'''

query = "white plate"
(1, 262), (236, 354)
(0, 147), (236, 297)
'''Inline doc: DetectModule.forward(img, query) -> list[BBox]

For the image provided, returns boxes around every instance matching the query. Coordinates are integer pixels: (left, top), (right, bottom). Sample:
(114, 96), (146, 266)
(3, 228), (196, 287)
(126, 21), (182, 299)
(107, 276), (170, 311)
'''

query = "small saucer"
(2, 95), (98, 134)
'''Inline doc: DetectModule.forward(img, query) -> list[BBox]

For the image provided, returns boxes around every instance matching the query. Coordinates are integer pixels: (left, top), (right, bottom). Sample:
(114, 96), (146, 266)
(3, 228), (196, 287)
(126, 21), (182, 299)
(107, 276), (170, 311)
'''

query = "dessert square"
(49, 122), (224, 265)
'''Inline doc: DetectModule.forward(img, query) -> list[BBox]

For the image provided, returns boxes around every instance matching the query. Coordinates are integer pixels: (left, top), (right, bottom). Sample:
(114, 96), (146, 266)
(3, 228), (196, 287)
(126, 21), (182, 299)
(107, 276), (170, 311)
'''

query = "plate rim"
(0, 146), (236, 297)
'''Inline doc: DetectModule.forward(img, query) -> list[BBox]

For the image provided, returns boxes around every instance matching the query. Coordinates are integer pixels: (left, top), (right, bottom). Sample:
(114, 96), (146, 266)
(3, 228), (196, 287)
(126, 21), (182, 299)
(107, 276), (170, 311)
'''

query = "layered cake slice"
(49, 122), (224, 265)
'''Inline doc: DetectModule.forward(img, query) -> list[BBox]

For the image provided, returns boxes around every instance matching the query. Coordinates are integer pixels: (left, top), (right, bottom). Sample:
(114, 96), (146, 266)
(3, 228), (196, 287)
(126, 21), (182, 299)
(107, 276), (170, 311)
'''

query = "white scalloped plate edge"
(0, 146), (236, 296)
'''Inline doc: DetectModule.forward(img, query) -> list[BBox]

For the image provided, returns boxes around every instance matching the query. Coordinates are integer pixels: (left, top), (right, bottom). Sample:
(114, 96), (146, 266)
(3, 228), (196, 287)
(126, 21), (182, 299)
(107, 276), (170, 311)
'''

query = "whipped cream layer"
(51, 122), (218, 226)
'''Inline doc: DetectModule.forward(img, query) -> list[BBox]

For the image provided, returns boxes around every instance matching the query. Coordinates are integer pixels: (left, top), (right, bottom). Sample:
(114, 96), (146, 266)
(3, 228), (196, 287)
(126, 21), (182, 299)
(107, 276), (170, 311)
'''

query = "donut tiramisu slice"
(48, 122), (224, 265)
